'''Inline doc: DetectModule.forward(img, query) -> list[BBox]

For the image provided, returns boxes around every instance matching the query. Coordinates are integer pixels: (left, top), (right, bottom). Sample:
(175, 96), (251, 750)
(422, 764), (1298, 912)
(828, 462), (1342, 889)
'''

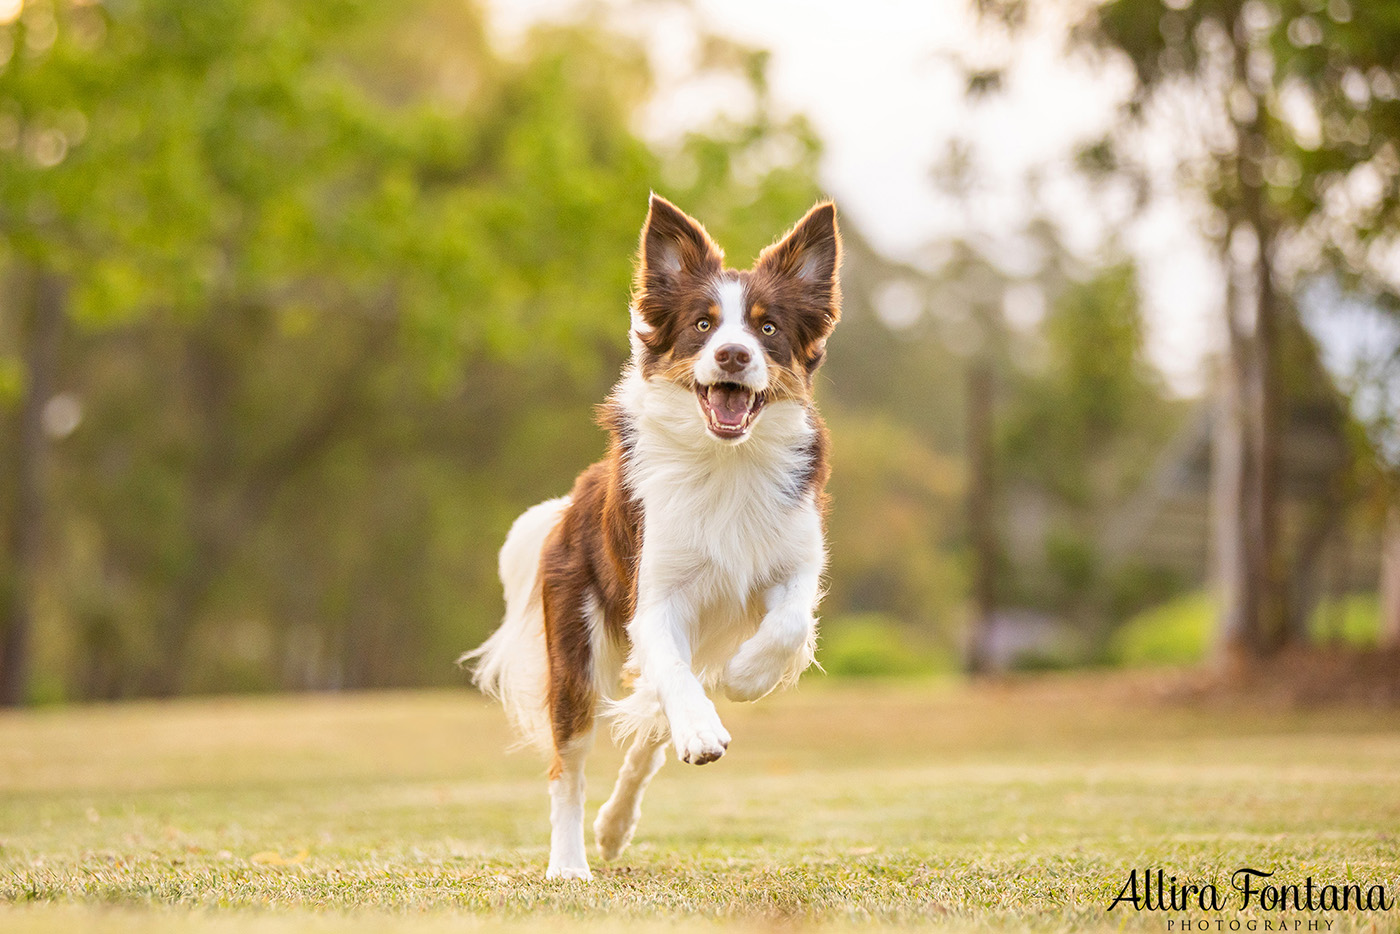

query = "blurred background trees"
(1072, 0), (1400, 662)
(0, 0), (834, 701)
(2, 0), (1397, 704)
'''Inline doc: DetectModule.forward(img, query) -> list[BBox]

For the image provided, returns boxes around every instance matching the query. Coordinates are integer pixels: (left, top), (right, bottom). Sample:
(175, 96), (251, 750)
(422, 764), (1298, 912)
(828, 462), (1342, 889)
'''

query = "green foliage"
(1110, 590), (1383, 666)
(823, 409), (965, 633)
(0, 0), (834, 700)
(0, 0), (1200, 700)
(0, 353), (20, 406)
(1043, 528), (1097, 597)
(1006, 648), (1080, 672)
(995, 261), (1186, 643)
(3, 0), (665, 358)
(815, 614), (954, 678)
(1091, 0), (1400, 253)
(1310, 592), (1382, 646)
(1103, 559), (1187, 625)
(1000, 263), (1168, 508)
(1108, 590), (1217, 666)
(1060, 0), (1400, 658)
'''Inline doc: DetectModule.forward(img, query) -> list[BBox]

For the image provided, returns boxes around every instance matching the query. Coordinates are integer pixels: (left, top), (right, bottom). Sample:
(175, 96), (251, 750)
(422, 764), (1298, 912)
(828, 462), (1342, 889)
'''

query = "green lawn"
(3, 675), (1400, 932)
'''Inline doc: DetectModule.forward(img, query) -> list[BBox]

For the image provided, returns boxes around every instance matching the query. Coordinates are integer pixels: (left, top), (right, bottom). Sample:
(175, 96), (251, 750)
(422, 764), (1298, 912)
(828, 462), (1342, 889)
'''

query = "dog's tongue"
(709, 384), (752, 425)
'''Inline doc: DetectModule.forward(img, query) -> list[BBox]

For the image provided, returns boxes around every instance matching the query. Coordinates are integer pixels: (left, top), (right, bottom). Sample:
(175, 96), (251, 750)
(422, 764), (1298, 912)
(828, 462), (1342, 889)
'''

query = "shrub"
(1109, 591), (1215, 666)
(817, 614), (954, 678)
(1109, 590), (1383, 667)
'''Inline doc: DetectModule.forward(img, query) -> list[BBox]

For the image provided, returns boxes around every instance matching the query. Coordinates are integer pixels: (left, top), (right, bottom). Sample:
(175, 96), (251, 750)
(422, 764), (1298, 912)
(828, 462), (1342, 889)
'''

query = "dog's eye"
(761, 323), (777, 336)
(696, 319), (711, 332)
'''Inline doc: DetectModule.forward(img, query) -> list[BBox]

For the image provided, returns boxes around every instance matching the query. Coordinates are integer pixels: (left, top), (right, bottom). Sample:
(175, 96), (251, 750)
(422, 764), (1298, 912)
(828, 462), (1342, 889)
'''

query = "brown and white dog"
(463, 194), (840, 880)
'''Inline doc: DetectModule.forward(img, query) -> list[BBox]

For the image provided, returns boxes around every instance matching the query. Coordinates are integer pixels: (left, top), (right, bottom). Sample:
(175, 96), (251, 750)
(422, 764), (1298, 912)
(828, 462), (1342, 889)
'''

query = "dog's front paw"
(669, 702), (730, 765)
(675, 723), (729, 765)
(722, 643), (789, 702)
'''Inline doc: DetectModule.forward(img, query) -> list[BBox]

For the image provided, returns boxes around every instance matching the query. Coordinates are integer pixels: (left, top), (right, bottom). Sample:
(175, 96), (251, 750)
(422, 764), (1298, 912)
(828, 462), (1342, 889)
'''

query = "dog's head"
(629, 194), (841, 443)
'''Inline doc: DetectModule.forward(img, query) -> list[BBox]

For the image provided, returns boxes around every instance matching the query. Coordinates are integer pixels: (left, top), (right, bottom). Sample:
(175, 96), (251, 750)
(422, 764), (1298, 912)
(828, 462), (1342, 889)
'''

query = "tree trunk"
(1286, 498), (1340, 643)
(1214, 29), (1287, 664)
(1214, 230), (1284, 661)
(1381, 503), (1400, 649)
(1213, 235), (1260, 663)
(1213, 224), (1286, 659)
(964, 358), (996, 675)
(0, 270), (64, 707)
(1214, 88), (1289, 663)
(1246, 206), (1286, 651)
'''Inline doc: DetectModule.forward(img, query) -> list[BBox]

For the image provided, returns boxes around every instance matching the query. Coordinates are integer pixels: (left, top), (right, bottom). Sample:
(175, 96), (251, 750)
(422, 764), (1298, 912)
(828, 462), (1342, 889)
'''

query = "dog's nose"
(714, 344), (751, 374)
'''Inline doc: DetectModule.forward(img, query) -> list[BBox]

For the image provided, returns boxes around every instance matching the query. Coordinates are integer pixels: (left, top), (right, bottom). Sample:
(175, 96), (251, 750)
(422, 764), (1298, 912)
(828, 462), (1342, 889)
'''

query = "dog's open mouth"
(697, 382), (765, 439)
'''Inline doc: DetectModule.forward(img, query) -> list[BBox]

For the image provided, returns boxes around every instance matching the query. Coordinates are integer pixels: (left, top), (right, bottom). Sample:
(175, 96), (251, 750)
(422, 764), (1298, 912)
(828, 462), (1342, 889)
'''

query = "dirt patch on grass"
(1164, 645), (1400, 709)
(958, 647), (1400, 712)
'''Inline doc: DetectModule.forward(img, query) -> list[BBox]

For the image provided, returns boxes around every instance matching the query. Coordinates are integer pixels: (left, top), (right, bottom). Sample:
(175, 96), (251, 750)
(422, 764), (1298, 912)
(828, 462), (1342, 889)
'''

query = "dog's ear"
(633, 194), (722, 327)
(754, 202), (842, 336)
(640, 194), (722, 280)
(755, 202), (840, 298)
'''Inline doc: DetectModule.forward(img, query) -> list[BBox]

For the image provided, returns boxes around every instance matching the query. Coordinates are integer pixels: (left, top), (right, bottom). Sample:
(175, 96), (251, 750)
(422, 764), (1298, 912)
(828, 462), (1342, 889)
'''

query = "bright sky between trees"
(488, 0), (1224, 395)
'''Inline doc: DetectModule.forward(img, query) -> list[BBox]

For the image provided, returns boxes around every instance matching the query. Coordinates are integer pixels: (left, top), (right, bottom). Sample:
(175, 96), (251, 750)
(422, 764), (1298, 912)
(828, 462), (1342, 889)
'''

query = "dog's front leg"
(626, 595), (731, 765)
(723, 544), (823, 703)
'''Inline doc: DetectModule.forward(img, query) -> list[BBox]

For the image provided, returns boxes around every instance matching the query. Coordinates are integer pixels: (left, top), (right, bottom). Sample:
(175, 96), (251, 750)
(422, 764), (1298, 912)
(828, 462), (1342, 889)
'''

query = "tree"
(997, 260), (1183, 646)
(2, 0), (501, 699)
(0, 0), (829, 701)
(0, 0), (118, 704)
(983, 0), (1400, 661)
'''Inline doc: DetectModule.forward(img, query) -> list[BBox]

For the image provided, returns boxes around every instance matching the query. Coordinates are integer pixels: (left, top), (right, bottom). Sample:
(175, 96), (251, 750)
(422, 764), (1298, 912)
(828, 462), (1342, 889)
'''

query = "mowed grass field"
(3, 675), (1400, 933)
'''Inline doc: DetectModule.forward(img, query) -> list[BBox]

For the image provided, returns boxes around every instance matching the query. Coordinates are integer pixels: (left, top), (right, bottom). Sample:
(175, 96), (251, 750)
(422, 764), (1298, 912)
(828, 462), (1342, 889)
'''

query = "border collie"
(463, 194), (840, 880)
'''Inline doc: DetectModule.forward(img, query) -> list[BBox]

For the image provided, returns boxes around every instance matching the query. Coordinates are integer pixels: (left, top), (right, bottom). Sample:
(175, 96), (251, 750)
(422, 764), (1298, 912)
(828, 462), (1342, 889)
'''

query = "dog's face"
(629, 195), (841, 443)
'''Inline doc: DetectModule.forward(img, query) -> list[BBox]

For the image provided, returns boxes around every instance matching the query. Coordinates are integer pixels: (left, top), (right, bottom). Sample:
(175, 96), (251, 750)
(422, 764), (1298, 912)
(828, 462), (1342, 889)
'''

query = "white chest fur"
(617, 372), (824, 669)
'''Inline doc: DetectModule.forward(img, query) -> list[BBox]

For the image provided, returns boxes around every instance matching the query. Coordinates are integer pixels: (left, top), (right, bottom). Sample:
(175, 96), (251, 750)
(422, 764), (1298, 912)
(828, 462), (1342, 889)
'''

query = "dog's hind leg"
(541, 553), (599, 880)
(594, 733), (667, 861)
(546, 729), (593, 880)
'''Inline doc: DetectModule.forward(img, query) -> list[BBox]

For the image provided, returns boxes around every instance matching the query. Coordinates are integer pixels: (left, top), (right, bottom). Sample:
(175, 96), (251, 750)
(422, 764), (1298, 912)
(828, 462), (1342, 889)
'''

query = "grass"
(3, 675), (1400, 932)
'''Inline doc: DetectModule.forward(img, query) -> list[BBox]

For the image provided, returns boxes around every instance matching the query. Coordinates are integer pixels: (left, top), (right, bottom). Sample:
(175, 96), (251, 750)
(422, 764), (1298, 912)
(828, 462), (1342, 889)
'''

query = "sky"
(486, 0), (1227, 395)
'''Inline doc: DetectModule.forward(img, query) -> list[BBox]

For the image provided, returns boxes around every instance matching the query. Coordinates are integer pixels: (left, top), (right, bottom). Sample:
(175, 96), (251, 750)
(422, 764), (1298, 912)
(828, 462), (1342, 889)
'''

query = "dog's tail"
(459, 496), (570, 752)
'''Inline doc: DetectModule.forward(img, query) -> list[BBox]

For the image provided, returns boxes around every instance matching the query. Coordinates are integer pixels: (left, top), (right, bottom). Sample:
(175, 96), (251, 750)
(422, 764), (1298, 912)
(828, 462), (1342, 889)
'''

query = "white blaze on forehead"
(714, 278), (746, 332)
(694, 277), (767, 390)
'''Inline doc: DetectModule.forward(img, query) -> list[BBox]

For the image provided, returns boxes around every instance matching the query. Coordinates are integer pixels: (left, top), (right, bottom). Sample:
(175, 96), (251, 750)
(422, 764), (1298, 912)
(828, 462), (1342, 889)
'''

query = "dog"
(462, 194), (840, 880)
